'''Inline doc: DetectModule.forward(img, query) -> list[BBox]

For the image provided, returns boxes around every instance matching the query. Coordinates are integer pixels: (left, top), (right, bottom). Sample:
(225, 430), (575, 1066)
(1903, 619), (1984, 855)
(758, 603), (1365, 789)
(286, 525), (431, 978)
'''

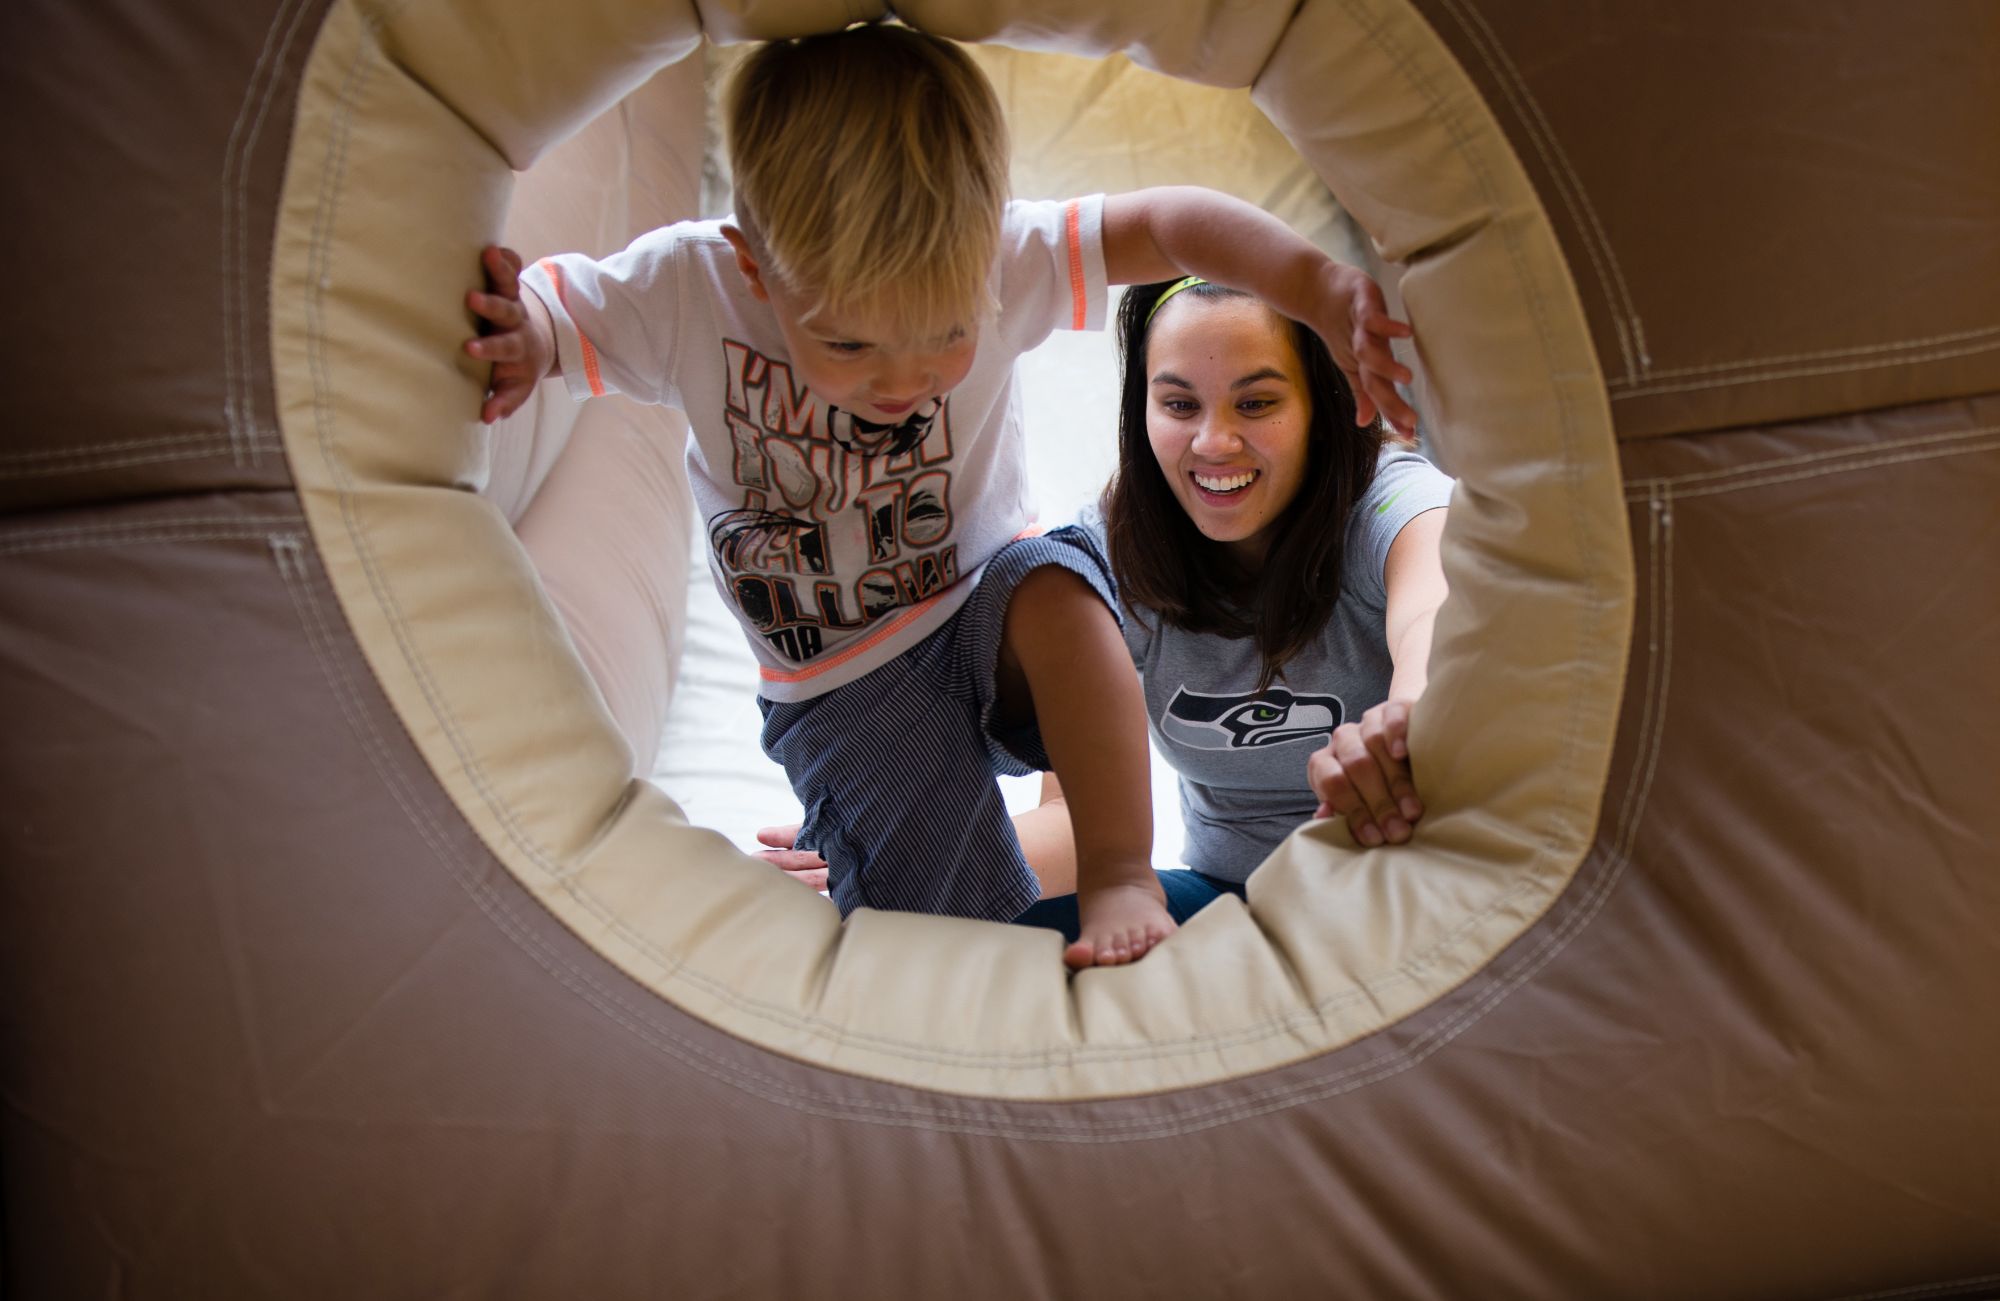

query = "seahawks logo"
(1160, 686), (1342, 750)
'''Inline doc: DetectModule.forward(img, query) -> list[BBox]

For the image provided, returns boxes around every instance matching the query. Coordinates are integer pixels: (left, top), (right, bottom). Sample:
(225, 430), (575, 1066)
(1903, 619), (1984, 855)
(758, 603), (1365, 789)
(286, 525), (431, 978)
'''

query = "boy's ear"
(721, 224), (771, 303)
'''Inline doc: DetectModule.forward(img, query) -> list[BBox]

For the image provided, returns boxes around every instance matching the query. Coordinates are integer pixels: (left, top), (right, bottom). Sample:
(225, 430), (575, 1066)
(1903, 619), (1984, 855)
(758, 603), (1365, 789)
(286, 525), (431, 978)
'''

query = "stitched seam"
(1, 514), (304, 537)
(1609, 334), (2000, 399)
(1834, 1272), (2000, 1301)
(0, 431), (273, 462)
(0, 438), (284, 479)
(1625, 423), (1998, 491)
(1431, 0), (1645, 380)
(1606, 321), (2000, 388)
(223, 0), (318, 466)
(310, 3), (574, 893)
(1624, 427), (2000, 501)
(0, 524), (306, 557)
(1407, 0), (1613, 914)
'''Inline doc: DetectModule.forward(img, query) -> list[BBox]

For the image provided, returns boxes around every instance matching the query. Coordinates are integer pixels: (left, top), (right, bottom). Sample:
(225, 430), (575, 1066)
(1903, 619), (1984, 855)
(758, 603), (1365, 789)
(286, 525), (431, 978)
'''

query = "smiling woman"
(1144, 286), (1324, 566)
(4, 0), (1997, 1295)
(1012, 278), (1450, 936)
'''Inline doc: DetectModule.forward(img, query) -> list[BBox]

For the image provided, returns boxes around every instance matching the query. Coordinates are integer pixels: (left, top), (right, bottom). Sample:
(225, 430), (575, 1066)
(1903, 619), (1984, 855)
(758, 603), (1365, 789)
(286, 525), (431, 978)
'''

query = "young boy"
(465, 23), (1415, 969)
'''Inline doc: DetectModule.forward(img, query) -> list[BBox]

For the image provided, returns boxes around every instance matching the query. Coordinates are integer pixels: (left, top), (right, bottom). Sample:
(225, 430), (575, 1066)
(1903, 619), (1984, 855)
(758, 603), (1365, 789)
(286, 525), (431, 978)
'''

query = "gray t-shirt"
(1080, 448), (1453, 882)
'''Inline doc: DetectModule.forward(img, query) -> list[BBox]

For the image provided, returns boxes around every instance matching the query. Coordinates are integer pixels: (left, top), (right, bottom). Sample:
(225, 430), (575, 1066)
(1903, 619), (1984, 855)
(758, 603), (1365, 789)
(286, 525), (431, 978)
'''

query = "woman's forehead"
(1146, 295), (1299, 376)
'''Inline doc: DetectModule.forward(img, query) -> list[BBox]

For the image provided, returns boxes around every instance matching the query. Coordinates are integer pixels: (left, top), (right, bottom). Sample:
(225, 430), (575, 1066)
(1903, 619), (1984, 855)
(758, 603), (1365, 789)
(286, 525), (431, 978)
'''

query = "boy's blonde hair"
(725, 23), (1009, 339)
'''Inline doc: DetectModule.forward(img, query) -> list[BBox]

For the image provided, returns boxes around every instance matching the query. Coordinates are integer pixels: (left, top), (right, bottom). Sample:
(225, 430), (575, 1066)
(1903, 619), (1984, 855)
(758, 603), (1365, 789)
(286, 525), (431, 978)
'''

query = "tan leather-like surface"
(1407, 0), (2000, 438)
(6, 0), (1996, 1293)
(4, 422), (1993, 1293)
(0, 0), (328, 514)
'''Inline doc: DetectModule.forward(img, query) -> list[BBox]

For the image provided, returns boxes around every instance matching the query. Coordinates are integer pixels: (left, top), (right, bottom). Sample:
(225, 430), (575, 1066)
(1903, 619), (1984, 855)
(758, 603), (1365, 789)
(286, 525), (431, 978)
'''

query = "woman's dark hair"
(1103, 279), (1385, 688)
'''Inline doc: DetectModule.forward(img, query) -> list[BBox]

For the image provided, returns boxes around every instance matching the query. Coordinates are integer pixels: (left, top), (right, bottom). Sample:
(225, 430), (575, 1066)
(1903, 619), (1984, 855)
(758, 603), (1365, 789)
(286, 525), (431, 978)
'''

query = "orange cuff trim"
(539, 259), (605, 398)
(1063, 200), (1087, 330)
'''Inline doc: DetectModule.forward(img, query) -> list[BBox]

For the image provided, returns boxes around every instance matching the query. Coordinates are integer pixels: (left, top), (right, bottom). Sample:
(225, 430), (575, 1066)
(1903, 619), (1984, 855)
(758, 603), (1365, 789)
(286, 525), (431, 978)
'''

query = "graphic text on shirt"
(1160, 685), (1343, 750)
(711, 338), (960, 664)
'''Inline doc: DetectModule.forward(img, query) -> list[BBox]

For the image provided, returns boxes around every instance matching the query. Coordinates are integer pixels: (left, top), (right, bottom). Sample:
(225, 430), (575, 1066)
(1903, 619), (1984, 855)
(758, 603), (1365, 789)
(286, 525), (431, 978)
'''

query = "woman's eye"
(1161, 398), (1198, 416)
(1238, 398), (1276, 415)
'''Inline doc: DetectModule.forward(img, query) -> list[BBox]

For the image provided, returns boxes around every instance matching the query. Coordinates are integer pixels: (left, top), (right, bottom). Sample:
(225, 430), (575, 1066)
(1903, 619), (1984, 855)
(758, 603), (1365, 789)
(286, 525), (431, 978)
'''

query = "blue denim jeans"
(1011, 868), (1246, 942)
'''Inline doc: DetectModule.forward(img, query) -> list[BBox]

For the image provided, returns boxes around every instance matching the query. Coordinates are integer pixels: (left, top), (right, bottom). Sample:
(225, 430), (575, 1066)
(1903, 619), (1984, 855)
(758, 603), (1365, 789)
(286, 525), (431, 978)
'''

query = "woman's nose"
(1191, 415), (1244, 456)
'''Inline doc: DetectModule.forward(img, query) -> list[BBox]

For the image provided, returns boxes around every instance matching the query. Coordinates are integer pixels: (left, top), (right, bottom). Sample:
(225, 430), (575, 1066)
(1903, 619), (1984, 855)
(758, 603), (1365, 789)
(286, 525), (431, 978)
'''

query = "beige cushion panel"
(914, 0), (1299, 88)
(490, 60), (707, 769)
(273, 0), (1625, 1098)
(967, 46), (1363, 263)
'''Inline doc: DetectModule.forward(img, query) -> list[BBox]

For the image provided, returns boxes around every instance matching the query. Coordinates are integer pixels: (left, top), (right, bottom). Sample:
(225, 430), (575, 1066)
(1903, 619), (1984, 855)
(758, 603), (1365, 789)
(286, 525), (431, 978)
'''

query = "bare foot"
(1065, 880), (1177, 970)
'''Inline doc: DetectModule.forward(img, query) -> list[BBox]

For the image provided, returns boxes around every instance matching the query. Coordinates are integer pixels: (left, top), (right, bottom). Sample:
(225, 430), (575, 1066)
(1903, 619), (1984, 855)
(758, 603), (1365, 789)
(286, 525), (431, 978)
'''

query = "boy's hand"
(752, 823), (829, 892)
(1315, 263), (1418, 438)
(1308, 699), (1425, 847)
(463, 245), (554, 425)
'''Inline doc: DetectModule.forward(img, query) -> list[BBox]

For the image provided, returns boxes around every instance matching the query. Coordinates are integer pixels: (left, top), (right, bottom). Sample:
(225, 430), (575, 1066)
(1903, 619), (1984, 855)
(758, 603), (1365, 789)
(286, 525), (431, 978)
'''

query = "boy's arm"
(1102, 187), (1417, 435)
(464, 245), (560, 425)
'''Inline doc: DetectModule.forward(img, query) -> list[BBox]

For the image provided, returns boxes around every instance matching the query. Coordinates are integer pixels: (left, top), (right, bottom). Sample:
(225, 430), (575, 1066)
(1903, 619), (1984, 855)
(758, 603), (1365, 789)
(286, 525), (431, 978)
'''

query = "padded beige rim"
(271, 0), (1628, 1099)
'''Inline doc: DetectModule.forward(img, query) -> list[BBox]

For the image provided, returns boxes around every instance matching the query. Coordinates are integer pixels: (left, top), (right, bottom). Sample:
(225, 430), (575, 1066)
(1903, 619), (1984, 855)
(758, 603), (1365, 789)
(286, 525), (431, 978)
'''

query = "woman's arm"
(1014, 774), (1080, 899)
(1308, 508), (1449, 845)
(1382, 507), (1451, 703)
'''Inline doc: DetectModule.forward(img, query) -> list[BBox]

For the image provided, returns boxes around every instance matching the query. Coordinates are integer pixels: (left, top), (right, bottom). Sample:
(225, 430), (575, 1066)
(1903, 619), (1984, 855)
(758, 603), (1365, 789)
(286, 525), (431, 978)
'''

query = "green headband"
(1144, 275), (1207, 326)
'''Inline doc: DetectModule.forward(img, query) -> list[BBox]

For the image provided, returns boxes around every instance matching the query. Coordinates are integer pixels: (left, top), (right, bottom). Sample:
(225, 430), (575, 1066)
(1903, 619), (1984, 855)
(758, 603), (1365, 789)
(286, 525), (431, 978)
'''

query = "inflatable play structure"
(4, 0), (1997, 1295)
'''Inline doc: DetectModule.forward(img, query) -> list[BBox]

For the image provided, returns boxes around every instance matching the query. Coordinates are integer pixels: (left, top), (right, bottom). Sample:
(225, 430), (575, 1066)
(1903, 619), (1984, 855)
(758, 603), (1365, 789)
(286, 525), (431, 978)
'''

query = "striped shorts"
(758, 526), (1119, 924)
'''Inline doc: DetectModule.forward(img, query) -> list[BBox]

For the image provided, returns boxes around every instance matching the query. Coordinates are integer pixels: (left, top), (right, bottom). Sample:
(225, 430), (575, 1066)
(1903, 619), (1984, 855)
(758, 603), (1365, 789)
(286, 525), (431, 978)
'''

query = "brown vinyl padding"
(1405, 0), (2000, 439)
(3, 0), (1997, 1297)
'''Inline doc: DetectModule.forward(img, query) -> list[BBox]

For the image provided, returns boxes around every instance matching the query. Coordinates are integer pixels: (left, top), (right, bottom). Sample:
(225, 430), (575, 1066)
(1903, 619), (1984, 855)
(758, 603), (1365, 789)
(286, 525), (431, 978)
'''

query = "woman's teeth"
(1194, 470), (1256, 494)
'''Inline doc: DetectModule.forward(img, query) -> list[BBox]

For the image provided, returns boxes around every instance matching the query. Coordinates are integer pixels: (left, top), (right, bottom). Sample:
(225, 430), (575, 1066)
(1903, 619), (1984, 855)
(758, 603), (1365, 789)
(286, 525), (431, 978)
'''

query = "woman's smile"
(1191, 467), (1260, 498)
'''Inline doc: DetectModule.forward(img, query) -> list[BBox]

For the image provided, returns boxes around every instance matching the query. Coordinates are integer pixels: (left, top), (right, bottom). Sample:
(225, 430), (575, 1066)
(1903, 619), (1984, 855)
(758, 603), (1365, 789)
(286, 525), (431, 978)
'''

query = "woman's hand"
(463, 244), (555, 424)
(752, 823), (829, 892)
(1308, 699), (1424, 846)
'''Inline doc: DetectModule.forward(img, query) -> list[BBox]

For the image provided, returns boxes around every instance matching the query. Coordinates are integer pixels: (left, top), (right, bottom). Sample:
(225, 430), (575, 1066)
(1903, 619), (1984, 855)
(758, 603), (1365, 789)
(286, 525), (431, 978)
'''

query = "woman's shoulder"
(1360, 444), (1454, 509)
(1343, 445), (1454, 601)
(1351, 446), (1453, 536)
